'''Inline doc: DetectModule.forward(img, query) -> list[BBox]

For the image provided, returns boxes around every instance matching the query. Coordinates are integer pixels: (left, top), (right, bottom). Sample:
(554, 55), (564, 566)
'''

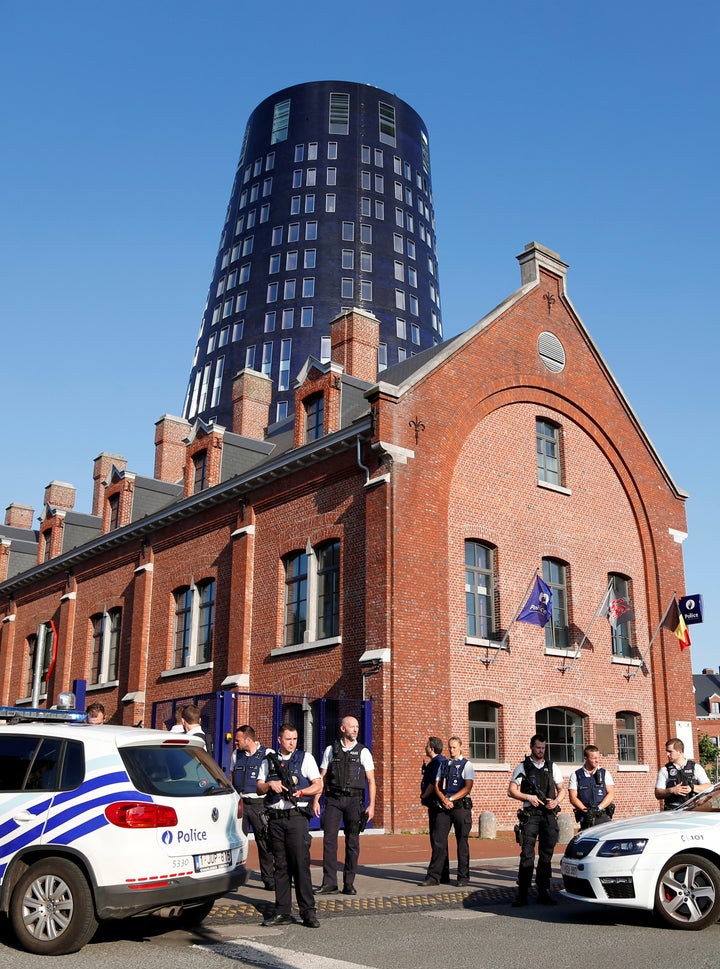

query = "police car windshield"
(681, 783), (720, 813)
(120, 745), (232, 797)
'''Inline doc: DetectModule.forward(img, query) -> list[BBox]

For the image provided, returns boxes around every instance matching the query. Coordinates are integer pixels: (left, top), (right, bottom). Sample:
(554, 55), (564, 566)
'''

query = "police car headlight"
(597, 838), (648, 857)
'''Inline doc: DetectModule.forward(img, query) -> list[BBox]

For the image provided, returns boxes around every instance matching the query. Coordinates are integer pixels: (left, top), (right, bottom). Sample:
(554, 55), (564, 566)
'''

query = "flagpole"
(623, 593), (676, 682)
(480, 570), (538, 669)
(558, 580), (613, 674)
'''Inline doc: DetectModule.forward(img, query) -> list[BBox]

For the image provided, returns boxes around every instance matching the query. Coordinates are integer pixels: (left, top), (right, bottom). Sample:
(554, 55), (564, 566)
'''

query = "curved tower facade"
(182, 81), (443, 428)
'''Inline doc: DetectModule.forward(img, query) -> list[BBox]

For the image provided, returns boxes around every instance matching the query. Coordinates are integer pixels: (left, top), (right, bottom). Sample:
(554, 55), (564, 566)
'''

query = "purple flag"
(517, 576), (553, 628)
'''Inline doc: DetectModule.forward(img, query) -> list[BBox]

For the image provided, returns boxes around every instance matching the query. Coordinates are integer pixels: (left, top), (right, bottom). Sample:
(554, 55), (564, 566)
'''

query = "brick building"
(0, 243), (695, 831)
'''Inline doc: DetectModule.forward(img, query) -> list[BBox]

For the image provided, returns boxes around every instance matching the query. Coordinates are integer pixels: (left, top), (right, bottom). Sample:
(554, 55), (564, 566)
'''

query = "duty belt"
(267, 806), (304, 817)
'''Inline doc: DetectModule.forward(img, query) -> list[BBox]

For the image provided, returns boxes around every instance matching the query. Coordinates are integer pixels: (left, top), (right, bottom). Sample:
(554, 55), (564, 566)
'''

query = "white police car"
(561, 783), (720, 930)
(0, 700), (247, 954)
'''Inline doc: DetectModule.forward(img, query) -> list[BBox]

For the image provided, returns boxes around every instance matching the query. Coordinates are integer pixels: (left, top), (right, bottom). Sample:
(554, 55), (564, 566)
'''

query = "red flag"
(45, 620), (58, 680)
(663, 599), (691, 651)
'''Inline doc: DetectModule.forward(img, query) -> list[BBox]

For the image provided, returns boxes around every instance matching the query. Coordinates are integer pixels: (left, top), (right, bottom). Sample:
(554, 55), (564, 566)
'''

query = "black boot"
(512, 867), (532, 907)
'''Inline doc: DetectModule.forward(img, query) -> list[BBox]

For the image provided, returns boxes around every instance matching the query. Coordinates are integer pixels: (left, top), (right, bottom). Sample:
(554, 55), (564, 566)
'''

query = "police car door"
(0, 735), (64, 876)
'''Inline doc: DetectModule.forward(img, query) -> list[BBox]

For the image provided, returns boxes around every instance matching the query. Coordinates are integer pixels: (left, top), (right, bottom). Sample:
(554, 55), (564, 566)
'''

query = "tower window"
(379, 102), (396, 146)
(329, 92), (350, 134)
(271, 99), (291, 144)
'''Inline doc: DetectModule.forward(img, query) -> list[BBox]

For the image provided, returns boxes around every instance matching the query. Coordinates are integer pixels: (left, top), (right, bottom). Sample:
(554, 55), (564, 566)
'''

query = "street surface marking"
(426, 909), (496, 919)
(198, 940), (371, 969)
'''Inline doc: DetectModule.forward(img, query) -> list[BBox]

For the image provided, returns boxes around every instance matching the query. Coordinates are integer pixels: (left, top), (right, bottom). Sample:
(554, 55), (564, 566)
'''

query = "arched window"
(616, 711), (639, 763)
(468, 701), (499, 761)
(90, 607), (122, 684)
(173, 579), (215, 668)
(542, 558), (570, 650)
(609, 573), (634, 658)
(536, 707), (583, 763)
(465, 541), (496, 639)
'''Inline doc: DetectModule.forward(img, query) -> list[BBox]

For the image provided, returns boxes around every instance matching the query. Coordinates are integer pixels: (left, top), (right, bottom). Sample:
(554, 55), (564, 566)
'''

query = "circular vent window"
(538, 331), (566, 373)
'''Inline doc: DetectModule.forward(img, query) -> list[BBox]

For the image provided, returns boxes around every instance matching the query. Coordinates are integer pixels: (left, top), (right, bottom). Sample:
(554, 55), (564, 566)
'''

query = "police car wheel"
(654, 852), (720, 931)
(175, 899), (215, 927)
(10, 857), (98, 955)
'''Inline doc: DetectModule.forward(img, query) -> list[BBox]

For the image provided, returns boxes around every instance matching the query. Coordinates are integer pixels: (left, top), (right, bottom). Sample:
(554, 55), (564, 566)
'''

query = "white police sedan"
(0, 703), (247, 955)
(561, 783), (720, 929)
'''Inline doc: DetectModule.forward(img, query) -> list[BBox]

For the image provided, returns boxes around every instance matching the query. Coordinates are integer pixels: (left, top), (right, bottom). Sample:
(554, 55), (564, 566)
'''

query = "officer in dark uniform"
(655, 737), (711, 809)
(569, 744), (615, 829)
(231, 724), (274, 890)
(420, 737), (449, 885)
(424, 736), (474, 886)
(257, 723), (323, 928)
(508, 733), (565, 906)
(313, 716), (375, 895)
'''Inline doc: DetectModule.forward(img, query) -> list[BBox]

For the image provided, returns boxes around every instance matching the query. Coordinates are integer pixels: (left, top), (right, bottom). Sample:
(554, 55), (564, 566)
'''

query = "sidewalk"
(210, 831), (566, 924)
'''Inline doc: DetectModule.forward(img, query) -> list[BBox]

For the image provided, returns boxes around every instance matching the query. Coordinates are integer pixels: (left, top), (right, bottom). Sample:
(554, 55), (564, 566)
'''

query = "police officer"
(424, 736), (474, 886)
(568, 744), (615, 829)
(231, 725), (274, 891)
(257, 723), (323, 928)
(420, 737), (449, 885)
(313, 716), (375, 896)
(508, 733), (564, 906)
(654, 737), (711, 809)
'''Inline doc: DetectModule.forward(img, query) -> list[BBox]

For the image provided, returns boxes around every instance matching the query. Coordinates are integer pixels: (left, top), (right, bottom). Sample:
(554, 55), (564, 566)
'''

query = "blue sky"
(1, 1), (717, 672)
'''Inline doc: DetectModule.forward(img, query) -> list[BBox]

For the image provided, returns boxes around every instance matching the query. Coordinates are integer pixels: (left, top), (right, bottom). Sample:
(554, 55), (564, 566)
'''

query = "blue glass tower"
(183, 81), (443, 429)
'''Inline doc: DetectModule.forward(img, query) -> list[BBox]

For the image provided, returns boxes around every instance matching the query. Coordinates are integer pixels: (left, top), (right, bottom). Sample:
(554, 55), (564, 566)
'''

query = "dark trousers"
(241, 798), (274, 887)
(321, 793), (363, 889)
(517, 811), (559, 894)
(267, 812), (316, 918)
(425, 804), (449, 882)
(427, 806), (471, 882)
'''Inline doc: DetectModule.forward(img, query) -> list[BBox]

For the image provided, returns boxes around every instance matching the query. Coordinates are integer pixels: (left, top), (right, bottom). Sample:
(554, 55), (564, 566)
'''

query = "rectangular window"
(288, 222), (300, 242)
(290, 195), (301, 215)
(394, 260), (404, 281)
(264, 311), (276, 332)
(246, 209), (256, 229)
(374, 148), (383, 167)
(305, 195), (315, 213)
(361, 197), (371, 217)
(266, 282), (278, 302)
(245, 345), (256, 369)
(361, 145), (371, 164)
(360, 251), (372, 272)
(342, 249), (354, 270)
(276, 400), (288, 421)
(282, 308), (294, 329)
(304, 249), (316, 268)
(378, 101), (396, 146)
(305, 393), (324, 442)
(537, 419), (561, 485)
(396, 317), (406, 339)
(301, 306), (314, 327)
(411, 322), (420, 344)
(341, 278), (354, 299)
(395, 289), (406, 310)
(210, 356), (224, 407)
(284, 279), (296, 300)
(374, 173), (384, 193)
(265, 151), (275, 170)
(617, 712), (639, 763)
(284, 550), (308, 645)
(91, 608), (122, 685)
(293, 170), (303, 188)
(408, 266), (417, 287)
(375, 200), (384, 220)
(327, 142), (338, 159)
(329, 92), (350, 134)
(317, 541), (340, 638)
(398, 347), (407, 362)
(308, 142), (318, 160)
(302, 277), (315, 298)
(271, 226), (283, 246)
(286, 250), (298, 271)
(326, 193), (336, 212)
(278, 338), (292, 391)
(250, 184), (259, 203)
(269, 253), (281, 273)
(222, 298), (233, 318)
(305, 221), (318, 240)
(295, 144), (304, 162)
(218, 326), (229, 347)
(407, 239), (416, 259)
(242, 236), (253, 256)
(261, 342), (273, 375)
(360, 223), (372, 244)
(360, 280), (372, 301)
(393, 233), (403, 253)
(409, 294), (419, 315)
(342, 222), (354, 241)
(233, 320), (244, 341)
(271, 99), (291, 144)
(306, 168), (317, 186)
(378, 343), (387, 372)
(393, 156), (402, 175)
(263, 177), (272, 196)
(320, 335), (331, 360)
(327, 167), (337, 185)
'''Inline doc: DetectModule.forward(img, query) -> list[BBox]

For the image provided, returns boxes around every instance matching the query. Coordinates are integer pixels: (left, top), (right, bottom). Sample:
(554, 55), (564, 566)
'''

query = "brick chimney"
(92, 453), (127, 516)
(154, 415), (190, 483)
(44, 481), (75, 512)
(232, 369), (273, 439)
(329, 308), (380, 383)
(5, 503), (34, 529)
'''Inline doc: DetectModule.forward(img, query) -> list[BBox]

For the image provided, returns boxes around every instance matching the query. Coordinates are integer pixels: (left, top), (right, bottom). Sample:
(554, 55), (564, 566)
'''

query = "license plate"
(561, 859), (578, 877)
(195, 850), (231, 872)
